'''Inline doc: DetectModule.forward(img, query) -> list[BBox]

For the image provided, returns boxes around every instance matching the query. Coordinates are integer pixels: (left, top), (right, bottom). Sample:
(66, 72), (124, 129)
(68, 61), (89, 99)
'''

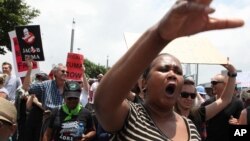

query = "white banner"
(8, 30), (40, 77)
(124, 32), (228, 64)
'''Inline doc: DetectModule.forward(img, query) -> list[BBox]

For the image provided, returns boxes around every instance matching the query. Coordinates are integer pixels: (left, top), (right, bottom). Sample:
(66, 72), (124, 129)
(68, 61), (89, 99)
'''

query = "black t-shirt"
(48, 106), (94, 141)
(202, 96), (244, 141)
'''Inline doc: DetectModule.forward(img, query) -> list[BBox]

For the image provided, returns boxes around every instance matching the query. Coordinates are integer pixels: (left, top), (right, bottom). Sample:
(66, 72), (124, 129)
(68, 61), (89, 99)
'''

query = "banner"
(15, 25), (45, 61)
(8, 31), (40, 77)
(66, 53), (84, 81)
(123, 32), (228, 64)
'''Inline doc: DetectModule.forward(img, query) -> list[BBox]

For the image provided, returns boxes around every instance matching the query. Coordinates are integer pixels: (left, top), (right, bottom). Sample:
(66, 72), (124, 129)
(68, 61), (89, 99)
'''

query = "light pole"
(106, 55), (109, 69)
(70, 19), (75, 53)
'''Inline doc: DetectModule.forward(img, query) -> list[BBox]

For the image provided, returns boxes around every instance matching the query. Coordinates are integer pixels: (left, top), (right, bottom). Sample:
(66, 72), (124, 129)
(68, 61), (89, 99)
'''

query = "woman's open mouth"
(165, 83), (176, 95)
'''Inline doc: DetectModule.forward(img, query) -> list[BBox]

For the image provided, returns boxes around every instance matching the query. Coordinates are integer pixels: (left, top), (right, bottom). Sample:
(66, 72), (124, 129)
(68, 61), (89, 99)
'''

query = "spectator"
(175, 64), (236, 141)
(24, 72), (49, 141)
(94, 0), (244, 140)
(43, 81), (96, 141)
(88, 73), (103, 104)
(0, 73), (9, 99)
(202, 73), (244, 141)
(22, 60), (68, 140)
(230, 88), (250, 125)
(0, 97), (17, 140)
(2, 62), (22, 102)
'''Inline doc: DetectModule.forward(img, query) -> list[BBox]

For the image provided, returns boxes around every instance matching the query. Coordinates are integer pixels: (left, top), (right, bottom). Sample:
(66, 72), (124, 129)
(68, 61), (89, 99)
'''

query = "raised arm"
(82, 65), (89, 92)
(94, 0), (244, 132)
(205, 64), (236, 120)
(22, 58), (33, 91)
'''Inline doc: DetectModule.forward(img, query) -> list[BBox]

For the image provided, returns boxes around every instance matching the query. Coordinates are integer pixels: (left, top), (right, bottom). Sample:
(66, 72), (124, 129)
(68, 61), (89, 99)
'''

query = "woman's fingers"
(206, 17), (244, 31)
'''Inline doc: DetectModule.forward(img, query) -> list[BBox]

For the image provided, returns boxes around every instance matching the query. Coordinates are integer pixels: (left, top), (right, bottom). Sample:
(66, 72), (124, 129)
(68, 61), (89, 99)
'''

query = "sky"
(1, 0), (250, 84)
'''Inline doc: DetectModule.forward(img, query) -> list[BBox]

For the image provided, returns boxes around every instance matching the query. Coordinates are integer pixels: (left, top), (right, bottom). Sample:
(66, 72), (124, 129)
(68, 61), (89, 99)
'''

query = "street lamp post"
(70, 19), (75, 53)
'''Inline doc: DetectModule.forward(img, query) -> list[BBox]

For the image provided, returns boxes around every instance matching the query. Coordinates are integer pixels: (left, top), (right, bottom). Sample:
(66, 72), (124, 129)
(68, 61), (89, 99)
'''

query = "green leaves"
(0, 0), (40, 54)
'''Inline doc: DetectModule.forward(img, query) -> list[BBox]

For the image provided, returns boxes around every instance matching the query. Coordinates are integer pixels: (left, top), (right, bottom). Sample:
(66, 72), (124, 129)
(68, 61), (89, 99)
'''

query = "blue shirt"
(29, 80), (63, 110)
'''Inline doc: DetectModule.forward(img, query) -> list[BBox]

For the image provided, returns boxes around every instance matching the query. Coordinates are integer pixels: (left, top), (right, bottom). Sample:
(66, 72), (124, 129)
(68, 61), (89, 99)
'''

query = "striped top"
(110, 102), (201, 141)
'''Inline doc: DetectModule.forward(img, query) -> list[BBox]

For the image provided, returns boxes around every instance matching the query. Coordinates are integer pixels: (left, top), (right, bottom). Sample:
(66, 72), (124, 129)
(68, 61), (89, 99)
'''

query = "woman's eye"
(159, 66), (170, 72)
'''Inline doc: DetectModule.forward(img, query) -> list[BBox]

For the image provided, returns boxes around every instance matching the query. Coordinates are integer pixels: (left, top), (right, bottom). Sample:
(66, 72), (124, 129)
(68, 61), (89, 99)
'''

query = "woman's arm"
(238, 109), (248, 125)
(94, 0), (244, 132)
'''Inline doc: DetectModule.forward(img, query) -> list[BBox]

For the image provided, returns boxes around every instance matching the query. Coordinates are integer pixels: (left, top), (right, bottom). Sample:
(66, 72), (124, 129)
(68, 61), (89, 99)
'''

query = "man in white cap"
(0, 97), (17, 141)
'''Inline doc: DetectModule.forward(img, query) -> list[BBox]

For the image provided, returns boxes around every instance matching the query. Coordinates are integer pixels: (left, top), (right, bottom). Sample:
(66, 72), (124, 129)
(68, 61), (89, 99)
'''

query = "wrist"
(227, 71), (237, 77)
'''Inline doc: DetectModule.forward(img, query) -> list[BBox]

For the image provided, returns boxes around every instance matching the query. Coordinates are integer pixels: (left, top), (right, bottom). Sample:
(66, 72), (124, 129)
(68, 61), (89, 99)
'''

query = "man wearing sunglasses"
(22, 60), (69, 140)
(43, 81), (96, 141)
(175, 64), (241, 141)
(201, 65), (244, 141)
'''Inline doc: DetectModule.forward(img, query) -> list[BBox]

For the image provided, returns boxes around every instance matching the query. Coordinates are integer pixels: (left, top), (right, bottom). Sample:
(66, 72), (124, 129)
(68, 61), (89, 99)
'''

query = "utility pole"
(106, 55), (109, 69)
(70, 19), (75, 53)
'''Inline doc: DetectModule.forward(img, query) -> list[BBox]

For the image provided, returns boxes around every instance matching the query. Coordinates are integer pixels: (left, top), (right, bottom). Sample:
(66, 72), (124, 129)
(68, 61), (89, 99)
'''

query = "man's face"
(2, 65), (11, 75)
(54, 66), (68, 81)
(211, 75), (226, 96)
(0, 120), (16, 140)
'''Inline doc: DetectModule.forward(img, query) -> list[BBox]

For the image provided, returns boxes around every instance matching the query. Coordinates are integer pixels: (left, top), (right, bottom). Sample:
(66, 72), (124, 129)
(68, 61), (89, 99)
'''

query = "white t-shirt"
(89, 82), (99, 104)
(80, 88), (88, 107)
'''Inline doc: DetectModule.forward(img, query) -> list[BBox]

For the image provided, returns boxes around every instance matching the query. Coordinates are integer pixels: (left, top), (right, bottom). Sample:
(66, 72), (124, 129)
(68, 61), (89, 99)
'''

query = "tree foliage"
(84, 58), (108, 79)
(0, 0), (40, 54)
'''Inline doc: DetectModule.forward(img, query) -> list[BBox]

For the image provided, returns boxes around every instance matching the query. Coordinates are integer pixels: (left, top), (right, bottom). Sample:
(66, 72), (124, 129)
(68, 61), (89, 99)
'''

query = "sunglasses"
(67, 97), (79, 101)
(61, 70), (69, 74)
(211, 81), (224, 86)
(181, 92), (196, 99)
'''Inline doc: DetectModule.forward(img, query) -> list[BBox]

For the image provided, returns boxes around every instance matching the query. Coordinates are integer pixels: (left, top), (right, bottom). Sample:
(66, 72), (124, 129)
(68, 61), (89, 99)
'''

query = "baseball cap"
(0, 97), (17, 125)
(63, 81), (81, 98)
(196, 85), (207, 95)
(35, 72), (49, 81)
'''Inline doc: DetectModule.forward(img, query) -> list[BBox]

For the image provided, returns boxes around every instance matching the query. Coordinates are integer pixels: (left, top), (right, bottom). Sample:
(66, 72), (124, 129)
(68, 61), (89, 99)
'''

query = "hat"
(35, 72), (49, 81)
(196, 85), (207, 95)
(241, 88), (250, 101)
(0, 97), (17, 124)
(63, 81), (81, 98)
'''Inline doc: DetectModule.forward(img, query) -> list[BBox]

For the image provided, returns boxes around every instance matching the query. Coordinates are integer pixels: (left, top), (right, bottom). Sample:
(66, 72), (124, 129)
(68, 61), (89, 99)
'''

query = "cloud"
(2, 0), (249, 84)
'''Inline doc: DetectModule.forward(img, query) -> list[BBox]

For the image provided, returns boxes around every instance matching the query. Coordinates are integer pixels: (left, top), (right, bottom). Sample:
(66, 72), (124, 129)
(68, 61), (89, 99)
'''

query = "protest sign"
(8, 31), (40, 77)
(66, 53), (84, 81)
(123, 32), (228, 64)
(15, 25), (45, 61)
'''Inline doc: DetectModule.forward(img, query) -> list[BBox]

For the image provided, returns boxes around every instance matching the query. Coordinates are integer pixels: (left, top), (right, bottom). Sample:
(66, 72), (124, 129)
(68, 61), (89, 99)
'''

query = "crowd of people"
(0, 0), (249, 141)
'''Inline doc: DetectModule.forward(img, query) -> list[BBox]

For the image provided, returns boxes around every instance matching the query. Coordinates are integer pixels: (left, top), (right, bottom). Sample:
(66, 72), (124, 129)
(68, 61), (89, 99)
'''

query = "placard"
(8, 31), (40, 77)
(15, 25), (45, 61)
(66, 53), (84, 81)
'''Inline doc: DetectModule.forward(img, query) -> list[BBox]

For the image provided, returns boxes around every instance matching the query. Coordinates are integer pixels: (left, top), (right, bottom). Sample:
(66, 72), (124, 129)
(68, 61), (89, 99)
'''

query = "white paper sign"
(124, 32), (228, 64)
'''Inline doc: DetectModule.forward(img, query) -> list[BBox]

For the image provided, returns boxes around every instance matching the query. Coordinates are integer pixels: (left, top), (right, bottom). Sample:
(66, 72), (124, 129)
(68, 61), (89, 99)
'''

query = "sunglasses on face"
(60, 70), (68, 74)
(181, 92), (196, 99)
(211, 81), (224, 86)
(67, 97), (79, 101)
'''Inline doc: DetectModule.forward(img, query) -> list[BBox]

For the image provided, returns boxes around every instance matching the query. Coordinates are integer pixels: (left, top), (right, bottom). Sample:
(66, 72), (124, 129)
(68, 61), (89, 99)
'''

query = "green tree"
(0, 0), (40, 54)
(84, 58), (108, 78)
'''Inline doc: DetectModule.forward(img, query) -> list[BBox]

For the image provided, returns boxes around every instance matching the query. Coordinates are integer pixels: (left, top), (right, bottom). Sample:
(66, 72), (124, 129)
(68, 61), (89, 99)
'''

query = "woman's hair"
(142, 53), (176, 80)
